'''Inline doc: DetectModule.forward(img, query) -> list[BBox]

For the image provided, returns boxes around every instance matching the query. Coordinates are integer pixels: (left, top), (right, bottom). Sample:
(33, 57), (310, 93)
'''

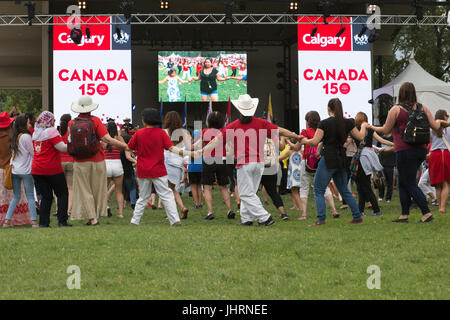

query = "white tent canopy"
(373, 56), (450, 123)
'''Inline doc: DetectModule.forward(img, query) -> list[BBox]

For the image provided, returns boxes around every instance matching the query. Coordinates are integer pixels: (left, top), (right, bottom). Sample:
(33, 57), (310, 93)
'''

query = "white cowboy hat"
(231, 94), (259, 117)
(71, 95), (99, 113)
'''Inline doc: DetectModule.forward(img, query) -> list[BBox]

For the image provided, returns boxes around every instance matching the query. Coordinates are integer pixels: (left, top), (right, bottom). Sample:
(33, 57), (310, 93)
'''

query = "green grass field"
(158, 66), (247, 102)
(0, 187), (448, 300)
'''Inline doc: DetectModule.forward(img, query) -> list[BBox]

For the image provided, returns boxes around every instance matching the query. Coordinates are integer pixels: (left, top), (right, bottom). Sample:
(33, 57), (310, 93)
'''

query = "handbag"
(3, 133), (22, 190)
(264, 139), (277, 168)
(4, 163), (13, 190)
(349, 141), (365, 181)
(442, 134), (450, 152)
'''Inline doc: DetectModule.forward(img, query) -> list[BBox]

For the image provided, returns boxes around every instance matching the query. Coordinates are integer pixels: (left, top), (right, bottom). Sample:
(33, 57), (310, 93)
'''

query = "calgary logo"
(302, 34), (346, 48)
(113, 30), (129, 44)
(354, 34), (369, 45)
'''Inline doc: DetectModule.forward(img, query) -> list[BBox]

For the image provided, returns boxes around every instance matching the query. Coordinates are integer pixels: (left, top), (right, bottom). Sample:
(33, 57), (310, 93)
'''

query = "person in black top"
(353, 112), (393, 216)
(299, 98), (367, 226)
(189, 58), (230, 102)
(377, 133), (395, 202)
(120, 126), (137, 209)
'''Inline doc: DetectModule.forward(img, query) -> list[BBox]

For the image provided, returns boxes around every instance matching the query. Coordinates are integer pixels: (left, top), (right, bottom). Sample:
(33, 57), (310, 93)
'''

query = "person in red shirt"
(128, 108), (195, 226)
(202, 94), (300, 226)
(69, 96), (129, 226)
(59, 114), (74, 217)
(200, 111), (235, 220)
(31, 111), (71, 228)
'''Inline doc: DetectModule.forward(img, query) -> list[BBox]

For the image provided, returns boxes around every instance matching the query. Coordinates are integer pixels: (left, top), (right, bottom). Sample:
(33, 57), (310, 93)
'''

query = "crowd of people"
(0, 82), (449, 229)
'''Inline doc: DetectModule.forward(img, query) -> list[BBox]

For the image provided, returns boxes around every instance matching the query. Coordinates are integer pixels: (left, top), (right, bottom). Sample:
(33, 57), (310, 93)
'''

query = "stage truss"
(0, 14), (449, 26)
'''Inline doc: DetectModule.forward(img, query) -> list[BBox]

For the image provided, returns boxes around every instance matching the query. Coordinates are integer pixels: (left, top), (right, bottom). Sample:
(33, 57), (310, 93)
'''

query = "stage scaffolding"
(0, 14), (449, 26)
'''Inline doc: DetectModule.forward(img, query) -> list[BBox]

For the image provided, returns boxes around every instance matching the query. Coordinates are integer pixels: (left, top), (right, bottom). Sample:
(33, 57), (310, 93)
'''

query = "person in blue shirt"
(188, 130), (203, 208)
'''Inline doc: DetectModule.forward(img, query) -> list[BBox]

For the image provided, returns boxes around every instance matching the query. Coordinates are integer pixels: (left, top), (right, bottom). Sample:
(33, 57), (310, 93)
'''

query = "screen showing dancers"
(158, 51), (247, 102)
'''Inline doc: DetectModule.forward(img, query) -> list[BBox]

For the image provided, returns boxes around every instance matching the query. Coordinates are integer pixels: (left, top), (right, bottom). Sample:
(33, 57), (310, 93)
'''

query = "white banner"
(53, 16), (132, 125)
(298, 17), (372, 130)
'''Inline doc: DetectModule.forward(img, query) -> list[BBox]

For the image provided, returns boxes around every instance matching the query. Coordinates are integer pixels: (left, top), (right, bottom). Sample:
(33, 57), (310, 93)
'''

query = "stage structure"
(53, 16), (132, 124)
(297, 16), (373, 130)
(0, 14), (449, 26)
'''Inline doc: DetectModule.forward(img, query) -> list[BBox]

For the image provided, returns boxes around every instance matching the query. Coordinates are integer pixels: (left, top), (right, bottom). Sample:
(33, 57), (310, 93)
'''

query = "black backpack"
(398, 103), (430, 145)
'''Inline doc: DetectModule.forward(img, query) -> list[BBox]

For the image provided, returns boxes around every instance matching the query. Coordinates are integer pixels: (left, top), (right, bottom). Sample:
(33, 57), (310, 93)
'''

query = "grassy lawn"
(158, 67), (247, 102)
(0, 186), (448, 300)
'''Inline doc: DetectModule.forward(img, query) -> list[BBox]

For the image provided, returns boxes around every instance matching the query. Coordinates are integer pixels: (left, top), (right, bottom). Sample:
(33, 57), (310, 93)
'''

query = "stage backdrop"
(298, 17), (372, 130)
(53, 16), (132, 124)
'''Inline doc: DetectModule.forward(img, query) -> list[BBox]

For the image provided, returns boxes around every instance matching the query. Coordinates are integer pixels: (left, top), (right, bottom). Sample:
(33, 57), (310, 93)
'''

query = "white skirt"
(166, 164), (184, 187)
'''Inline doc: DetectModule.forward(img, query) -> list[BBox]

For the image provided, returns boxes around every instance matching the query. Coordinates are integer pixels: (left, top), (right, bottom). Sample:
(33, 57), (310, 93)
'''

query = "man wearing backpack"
(68, 96), (129, 226)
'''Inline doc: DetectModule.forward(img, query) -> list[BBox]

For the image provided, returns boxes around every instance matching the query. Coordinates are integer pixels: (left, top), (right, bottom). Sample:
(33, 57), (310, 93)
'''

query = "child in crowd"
(158, 69), (189, 102)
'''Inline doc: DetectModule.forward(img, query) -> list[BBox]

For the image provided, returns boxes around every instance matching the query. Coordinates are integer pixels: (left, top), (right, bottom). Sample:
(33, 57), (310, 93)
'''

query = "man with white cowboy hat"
(202, 94), (301, 226)
(69, 95), (129, 226)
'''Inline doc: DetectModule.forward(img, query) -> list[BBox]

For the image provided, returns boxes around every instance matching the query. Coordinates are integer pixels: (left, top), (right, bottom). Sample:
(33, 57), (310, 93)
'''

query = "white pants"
(418, 169), (435, 199)
(299, 160), (332, 198)
(237, 162), (271, 223)
(131, 176), (180, 225)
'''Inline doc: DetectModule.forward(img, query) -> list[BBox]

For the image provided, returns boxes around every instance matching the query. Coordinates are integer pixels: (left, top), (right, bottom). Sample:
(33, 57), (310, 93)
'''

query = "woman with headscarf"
(0, 112), (32, 227)
(31, 111), (71, 228)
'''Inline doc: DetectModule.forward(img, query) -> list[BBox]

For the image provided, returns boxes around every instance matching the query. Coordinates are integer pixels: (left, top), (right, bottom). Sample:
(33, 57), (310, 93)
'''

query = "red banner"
(298, 17), (352, 51)
(53, 16), (111, 51)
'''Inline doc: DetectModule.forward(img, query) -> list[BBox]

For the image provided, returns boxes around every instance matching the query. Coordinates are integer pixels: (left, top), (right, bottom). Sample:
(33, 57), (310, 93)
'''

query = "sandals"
(332, 213), (340, 218)
(298, 216), (307, 221)
(180, 208), (189, 220)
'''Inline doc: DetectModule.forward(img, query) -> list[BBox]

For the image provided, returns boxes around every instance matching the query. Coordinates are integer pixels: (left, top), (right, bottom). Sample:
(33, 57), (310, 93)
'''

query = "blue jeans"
(123, 171), (137, 205)
(313, 157), (361, 223)
(6, 174), (37, 221)
(396, 148), (429, 215)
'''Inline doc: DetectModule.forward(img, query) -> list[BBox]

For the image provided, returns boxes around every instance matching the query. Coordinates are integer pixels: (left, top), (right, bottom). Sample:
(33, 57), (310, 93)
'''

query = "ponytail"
(328, 98), (346, 144)
(59, 114), (72, 136)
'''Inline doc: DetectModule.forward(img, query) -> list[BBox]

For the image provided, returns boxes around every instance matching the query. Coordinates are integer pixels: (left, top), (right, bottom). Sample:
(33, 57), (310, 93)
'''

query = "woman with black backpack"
(369, 82), (448, 223)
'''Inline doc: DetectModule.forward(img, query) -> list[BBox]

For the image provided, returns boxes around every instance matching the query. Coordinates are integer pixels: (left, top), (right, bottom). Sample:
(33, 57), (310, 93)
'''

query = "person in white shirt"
(3, 114), (37, 228)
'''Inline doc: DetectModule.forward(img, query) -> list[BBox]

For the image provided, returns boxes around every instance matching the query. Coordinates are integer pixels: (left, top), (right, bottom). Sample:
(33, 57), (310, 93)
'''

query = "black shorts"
(188, 172), (202, 185)
(201, 163), (231, 186)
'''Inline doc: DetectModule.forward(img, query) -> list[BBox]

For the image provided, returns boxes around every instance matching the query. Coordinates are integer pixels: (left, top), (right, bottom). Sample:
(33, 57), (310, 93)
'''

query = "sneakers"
(431, 199), (438, 206)
(172, 221), (182, 226)
(347, 219), (363, 224)
(180, 208), (189, 220)
(107, 207), (112, 217)
(227, 210), (236, 219)
(378, 198), (383, 202)
(370, 212), (383, 216)
(204, 213), (215, 220)
(240, 221), (253, 226)
(308, 221), (325, 227)
(361, 212), (366, 216)
(280, 213), (289, 220)
(258, 216), (275, 227)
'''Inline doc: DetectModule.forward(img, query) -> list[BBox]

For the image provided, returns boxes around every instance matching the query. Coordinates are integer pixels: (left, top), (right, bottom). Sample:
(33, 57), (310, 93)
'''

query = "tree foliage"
(0, 89), (42, 116)
(375, 6), (450, 88)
